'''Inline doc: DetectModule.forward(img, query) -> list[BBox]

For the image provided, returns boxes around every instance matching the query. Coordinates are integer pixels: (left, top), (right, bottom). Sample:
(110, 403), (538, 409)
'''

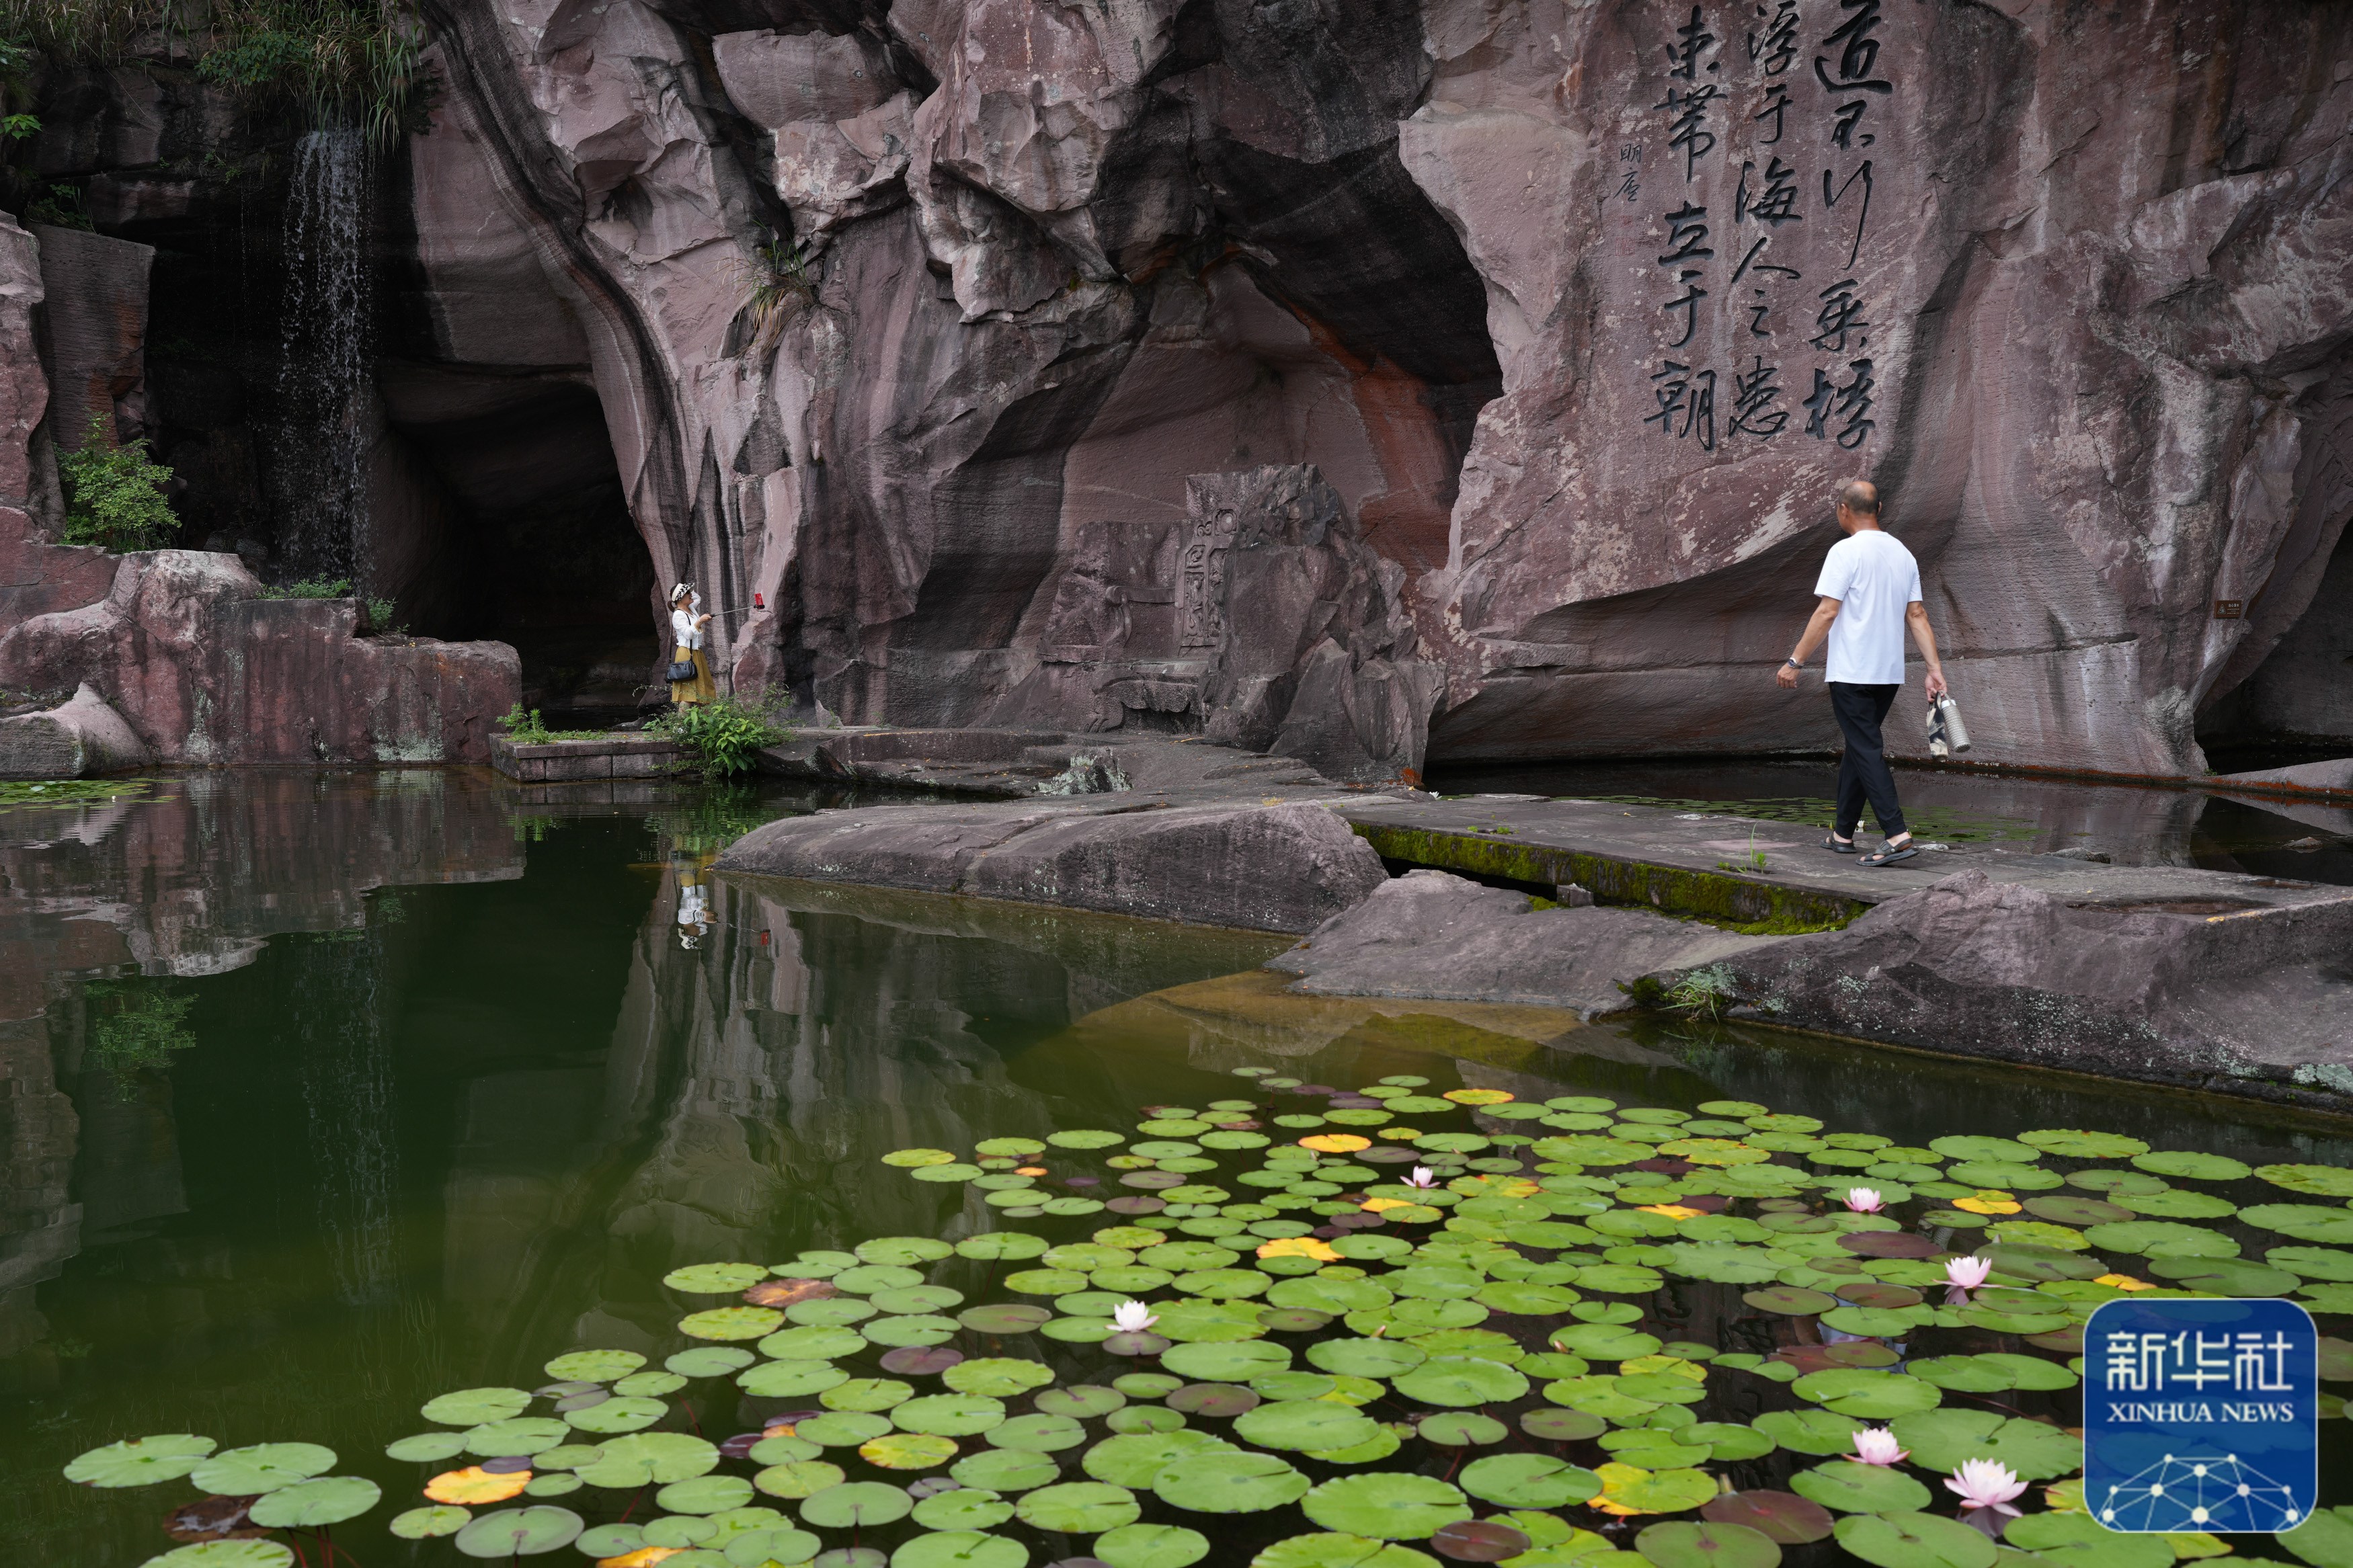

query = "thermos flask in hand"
(1927, 694), (1971, 758)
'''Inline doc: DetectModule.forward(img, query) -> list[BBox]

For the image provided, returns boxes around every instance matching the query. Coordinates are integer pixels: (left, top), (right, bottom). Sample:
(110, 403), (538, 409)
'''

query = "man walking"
(1775, 479), (1948, 866)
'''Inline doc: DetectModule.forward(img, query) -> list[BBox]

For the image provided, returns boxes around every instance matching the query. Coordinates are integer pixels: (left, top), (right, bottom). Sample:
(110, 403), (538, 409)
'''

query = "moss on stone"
(1348, 823), (1862, 934)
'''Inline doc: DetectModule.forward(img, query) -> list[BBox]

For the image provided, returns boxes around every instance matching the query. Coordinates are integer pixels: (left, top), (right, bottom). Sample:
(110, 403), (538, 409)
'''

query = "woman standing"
(668, 581), (715, 708)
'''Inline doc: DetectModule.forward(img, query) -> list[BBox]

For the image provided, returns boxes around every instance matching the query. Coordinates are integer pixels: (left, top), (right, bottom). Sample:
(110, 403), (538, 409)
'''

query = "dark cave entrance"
(2198, 516), (2353, 770)
(372, 366), (658, 723)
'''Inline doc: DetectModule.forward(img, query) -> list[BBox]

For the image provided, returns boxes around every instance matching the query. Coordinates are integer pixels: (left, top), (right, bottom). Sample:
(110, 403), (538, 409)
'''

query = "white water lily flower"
(1111, 1301), (1159, 1333)
(1946, 1458), (2027, 1516)
(1944, 1254), (1993, 1290)
(1850, 1427), (1909, 1466)
(1843, 1186), (1884, 1213)
(1405, 1167), (1437, 1189)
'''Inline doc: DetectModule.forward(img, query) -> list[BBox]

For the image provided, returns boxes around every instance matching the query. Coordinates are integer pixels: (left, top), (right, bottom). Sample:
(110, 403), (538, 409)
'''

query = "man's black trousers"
(1829, 681), (1907, 839)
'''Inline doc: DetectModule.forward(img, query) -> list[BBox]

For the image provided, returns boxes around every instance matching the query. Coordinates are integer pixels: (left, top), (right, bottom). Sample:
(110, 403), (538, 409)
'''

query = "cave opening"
(371, 366), (658, 725)
(2198, 515), (2353, 772)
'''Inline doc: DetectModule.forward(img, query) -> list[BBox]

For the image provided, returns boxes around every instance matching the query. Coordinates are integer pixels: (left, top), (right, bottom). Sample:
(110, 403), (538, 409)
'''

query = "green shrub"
(496, 704), (602, 745)
(660, 697), (787, 780)
(57, 415), (177, 550)
(85, 982), (198, 1081)
(257, 577), (352, 600)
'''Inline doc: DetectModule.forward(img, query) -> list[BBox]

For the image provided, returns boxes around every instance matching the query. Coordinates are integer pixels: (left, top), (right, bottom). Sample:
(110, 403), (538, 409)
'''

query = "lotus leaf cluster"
(61, 1069), (2353, 1568)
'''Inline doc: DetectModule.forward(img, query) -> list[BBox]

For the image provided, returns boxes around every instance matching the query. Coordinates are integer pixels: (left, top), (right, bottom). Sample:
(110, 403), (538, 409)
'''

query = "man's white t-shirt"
(1814, 529), (1921, 686)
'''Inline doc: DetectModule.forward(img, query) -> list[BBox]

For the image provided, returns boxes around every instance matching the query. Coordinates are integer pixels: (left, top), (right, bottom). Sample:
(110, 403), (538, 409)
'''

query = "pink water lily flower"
(1944, 1253), (1993, 1304)
(1946, 1458), (2027, 1517)
(1843, 1186), (1885, 1214)
(1404, 1167), (1437, 1189)
(1849, 1427), (1909, 1466)
(1112, 1301), (1159, 1333)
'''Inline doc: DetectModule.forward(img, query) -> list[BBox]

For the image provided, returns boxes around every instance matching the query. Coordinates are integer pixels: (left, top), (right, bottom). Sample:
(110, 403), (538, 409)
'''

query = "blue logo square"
(2083, 1297), (2318, 1533)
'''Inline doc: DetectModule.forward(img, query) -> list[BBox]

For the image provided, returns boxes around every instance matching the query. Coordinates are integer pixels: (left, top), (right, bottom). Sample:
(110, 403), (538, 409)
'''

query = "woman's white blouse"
(671, 606), (703, 650)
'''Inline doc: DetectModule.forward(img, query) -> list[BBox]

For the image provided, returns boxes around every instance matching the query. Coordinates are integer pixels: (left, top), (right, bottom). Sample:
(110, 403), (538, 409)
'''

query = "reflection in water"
(4, 773), (2352, 1559)
(292, 927), (399, 1307)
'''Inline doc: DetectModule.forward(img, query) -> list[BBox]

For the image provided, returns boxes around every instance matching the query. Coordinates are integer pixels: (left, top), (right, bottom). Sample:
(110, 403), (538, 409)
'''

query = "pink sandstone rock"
(0, 550), (520, 768)
(391, 0), (2353, 776)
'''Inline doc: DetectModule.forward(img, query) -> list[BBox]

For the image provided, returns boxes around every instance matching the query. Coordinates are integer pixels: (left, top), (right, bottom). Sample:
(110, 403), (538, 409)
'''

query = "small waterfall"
(294, 925), (402, 1307)
(274, 128), (372, 583)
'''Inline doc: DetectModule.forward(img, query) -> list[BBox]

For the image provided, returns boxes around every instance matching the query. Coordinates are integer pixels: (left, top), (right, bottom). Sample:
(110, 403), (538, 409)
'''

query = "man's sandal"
(1860, 843), (1919, 866)
(1823, 835), (1858, 855)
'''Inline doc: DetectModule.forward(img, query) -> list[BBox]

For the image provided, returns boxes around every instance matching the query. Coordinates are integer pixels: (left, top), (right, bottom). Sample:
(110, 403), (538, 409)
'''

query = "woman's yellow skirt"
(670, 646), (715, 706)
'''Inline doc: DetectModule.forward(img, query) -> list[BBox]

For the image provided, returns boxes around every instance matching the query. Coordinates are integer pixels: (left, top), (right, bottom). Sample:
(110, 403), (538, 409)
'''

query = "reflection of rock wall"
(401, 1), (2351, 776)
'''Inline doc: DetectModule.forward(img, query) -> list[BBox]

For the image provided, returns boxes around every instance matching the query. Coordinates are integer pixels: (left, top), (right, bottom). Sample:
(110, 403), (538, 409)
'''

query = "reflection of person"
(669, 581), (715, 708)
(1776, 479), (1950, 867)
(676, 854), (712, 948)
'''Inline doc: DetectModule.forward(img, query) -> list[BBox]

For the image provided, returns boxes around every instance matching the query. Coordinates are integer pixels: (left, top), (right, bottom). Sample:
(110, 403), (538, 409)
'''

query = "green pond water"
(6, 770), (2353, 1567)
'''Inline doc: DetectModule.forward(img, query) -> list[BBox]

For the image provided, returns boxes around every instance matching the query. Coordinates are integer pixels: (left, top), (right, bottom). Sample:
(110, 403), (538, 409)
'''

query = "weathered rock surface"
(376, 0), (2353, 780)
(715, 796), (1389, 934)
(0, 550), (520, 767)
(32, 223), (152, 443)
(1706, 868), (2353, 1110)
(1269, 868), (1776, 1016)
(0, 684), (152, 779)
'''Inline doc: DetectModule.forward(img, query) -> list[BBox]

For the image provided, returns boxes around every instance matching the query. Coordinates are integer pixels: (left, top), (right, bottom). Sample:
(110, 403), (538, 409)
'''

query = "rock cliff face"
(12, 2), (2353, 776)
(389, 0), (2353, 776)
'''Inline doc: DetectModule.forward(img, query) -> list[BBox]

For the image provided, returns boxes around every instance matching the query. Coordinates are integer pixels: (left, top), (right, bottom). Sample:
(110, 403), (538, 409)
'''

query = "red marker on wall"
(754, 592), (765, 610)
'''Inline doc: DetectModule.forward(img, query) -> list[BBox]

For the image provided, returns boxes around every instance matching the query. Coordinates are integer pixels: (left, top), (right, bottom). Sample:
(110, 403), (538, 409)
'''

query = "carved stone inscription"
(1635, 0), (1900, 454)
(1179, 507), (1239, 649)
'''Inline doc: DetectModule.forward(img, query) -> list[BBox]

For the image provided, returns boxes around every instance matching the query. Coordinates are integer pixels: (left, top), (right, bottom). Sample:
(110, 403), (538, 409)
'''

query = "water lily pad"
(573, 1433), (719, 1489)
(2082, 1220), (2237, 1257)
(2264, 1164), (2353, 1197)
(660, 1475), (757, 1515)
(681, 1307), (785, 1341)
(247, 1476), (381, 1528)
(1887, 1408), (2081, 1479)
(956, 1233), (1051, 1262)
(1233, 1401), (1382, 1452)
(67, 1434), (217, 1487)
(887, 1532), (1023, 1568)
(390, 1505), (472, 1540)
(1831, 1512), (1995, 1568)
(1093, 1523), (1209, 1568)
(1521, 1408), (1607, 1442)
(1459, 1454), (1602, 1508)
(1749, 1411), (1864, 1456)
(861, 1434), (959, 1471)
(910, 1489), (1014, 1531)
(2270, 1246), (2353, 1282)
(2141, 1150), (2264, 1187)
(2017, 1130), (2147, 1160)
(739, 1361), (850, 1398)
(387, 1431), (468, 1463)
(1699, 1492), (1834, 1545)
(423, 1387), (532, 1425)
(2112, 1188), (2237, 1219)
(2001, 1511), (2173, 1565)
(1394, 1356), (1529, 1407)
(1929, 1135), (2040, 1163)
(951, 1448), (1061, 1495)
(1630, 1520), (1785, 1568)
(1789, 1368), (1942, 1419)
(1552, 1323), (1663, 1360)
(1300, 1473), (1472, 1540)
(615, 1372), (688, 1397)
(2245, 1204), (2353, 1244)
(466, 1417), (573, 1457)
(2147, 1254), (2303, 1295)
(799, 1481), (913, 1529)
(725, 1530), (823, 1567)
(859, 1237), (956, 1266)
(668, 1347), (757, 1378)
(452, 1505), (584, 1558)
(1050, 1129), (1127, 1149)
(1151, 1447), (1309, 1514)
(1787, 1460), (1929, 1514)
(563, 1395), (666, 1434)
(987, 1414), (1086, 1452)
(1741, 1286), (1836, 1316)
(1163, 1340), (1291, 1383)
(137, 1547), (294, 1568)
(1414, 1413), (1506, 1448)
(2024, 1196), (2132, 1226)
(190, 1444), (336, 1495)
(1014, 1479), (1140, 1532)
(945, 1358), (1057, 1397)
(754, 1460), (848, 1499)
(1596, 1464), (1717, 1516)
(1250, 1536), (1439, 1568)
